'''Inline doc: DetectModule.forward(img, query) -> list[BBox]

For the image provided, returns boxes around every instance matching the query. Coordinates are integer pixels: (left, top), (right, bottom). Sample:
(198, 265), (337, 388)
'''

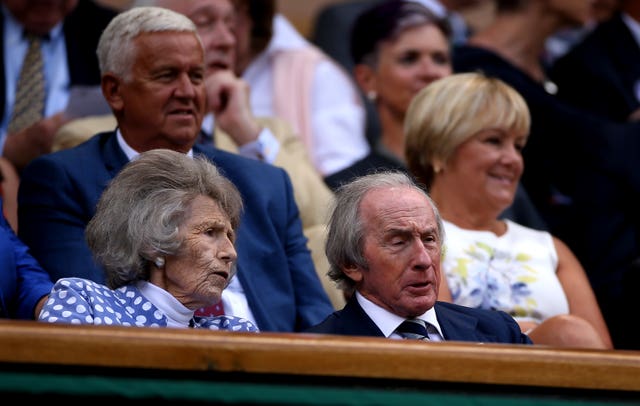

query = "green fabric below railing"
(0, 370), (638, 405)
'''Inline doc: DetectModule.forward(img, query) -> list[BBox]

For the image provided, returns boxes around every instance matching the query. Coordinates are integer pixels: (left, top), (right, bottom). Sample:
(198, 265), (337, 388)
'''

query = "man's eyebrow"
(384, 225), (438, 236)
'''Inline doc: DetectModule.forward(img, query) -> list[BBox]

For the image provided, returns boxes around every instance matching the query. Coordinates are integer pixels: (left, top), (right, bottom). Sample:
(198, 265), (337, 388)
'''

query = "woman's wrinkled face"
(366, 24), (452, 117)
(162, 195), (237, 310)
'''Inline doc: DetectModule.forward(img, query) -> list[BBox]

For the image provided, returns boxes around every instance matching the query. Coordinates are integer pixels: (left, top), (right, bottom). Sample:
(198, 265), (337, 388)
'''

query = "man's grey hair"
(325, 171), (444, 292)
(97, 6), (200, 80)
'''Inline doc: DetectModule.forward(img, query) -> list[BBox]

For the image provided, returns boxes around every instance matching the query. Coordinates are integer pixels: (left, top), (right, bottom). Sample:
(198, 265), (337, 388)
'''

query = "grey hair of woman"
(96, 6), (202, 81)
(86, 149), (244, 289)
(325, 171), (445, 292)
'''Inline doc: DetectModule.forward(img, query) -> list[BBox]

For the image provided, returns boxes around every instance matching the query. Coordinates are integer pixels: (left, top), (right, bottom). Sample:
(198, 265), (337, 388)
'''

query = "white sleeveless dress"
(442, 219), (569, 323)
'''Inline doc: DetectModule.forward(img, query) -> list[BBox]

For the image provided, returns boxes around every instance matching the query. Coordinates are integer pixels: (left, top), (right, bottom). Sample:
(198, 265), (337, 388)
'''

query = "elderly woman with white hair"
(39, 149), (257, 331)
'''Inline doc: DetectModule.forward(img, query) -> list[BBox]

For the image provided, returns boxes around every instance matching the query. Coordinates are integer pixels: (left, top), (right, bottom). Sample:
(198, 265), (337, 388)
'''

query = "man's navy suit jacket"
(17, 131), (334, 332)
(306, 295), (533, 344)
(0, 1), (117, 123)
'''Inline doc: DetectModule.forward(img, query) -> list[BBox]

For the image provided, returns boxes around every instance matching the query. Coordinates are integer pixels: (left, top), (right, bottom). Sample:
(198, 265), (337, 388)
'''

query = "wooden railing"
(0, 319), (638, 403)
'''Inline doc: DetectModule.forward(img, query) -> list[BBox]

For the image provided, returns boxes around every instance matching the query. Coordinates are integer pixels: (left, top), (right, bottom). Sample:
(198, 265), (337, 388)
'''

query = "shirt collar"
(355, 291), (444, 338)
(116, 128), (194, 161)
(137, 281), (193, 328)
(2, 4), (63, 43)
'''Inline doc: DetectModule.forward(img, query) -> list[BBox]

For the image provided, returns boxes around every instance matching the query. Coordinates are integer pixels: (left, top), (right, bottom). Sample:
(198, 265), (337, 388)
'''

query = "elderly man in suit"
(17, 6), (334, 332)
(306, 171), (532, 344)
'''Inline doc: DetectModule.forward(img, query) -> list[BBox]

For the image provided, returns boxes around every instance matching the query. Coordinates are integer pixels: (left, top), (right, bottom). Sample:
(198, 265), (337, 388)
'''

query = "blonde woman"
(404, 72), (612, 349)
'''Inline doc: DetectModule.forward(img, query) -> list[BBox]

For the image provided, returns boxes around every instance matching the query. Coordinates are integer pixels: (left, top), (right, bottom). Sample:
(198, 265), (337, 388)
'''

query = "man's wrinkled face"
(348, 187), (442, 318)
(108, 31), (207, 153)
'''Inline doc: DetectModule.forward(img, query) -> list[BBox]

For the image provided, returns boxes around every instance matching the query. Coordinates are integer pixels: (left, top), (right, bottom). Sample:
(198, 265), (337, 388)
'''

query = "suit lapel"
(338, 297), (386, 337)
(102, 131), (130, 176)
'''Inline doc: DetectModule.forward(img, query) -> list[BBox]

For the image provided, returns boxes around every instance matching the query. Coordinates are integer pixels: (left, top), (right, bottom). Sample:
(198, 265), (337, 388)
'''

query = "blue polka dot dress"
(39, 277), (259, 332)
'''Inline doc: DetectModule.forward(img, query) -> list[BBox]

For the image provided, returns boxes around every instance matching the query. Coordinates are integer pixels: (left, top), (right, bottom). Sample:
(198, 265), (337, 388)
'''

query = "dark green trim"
(0, 371), (637, 405)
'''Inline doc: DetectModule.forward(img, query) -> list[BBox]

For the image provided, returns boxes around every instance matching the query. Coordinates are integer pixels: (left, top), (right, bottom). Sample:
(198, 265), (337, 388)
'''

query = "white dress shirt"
(355, 291), (444, 341)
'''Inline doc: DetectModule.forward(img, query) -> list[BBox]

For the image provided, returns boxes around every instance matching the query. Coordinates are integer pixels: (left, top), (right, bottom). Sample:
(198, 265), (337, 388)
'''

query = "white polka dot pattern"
(39, 277), (259, 332)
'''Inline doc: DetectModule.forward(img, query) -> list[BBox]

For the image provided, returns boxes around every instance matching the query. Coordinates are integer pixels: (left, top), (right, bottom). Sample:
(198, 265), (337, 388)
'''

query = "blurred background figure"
(544, 0), (621, 65)
(231, 0), (371, 179)
(39, 149), (258, 332)
(311, 0), (491, 148)
(404, 72), (612, 349)
(0, 0), (116, 231)
(549, 0), (638, 122)
(323, 0), (452, 190)
(452, 0), (640, 350)
(0, 0), (117, 172)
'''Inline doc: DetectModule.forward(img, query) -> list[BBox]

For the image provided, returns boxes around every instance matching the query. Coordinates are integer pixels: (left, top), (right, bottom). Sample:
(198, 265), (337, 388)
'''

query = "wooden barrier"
(0, 319), (639, 404)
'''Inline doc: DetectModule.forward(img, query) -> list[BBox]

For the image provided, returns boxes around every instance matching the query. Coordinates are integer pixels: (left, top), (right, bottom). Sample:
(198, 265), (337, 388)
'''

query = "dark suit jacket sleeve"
(18, 152), (106, 285)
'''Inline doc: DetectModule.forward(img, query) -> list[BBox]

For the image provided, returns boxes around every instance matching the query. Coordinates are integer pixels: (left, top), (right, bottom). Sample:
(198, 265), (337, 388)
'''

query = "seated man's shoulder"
(196, 144), (288, 180)
(22, 132), (109, 178)
(436, 301), (516, 325)
(53, 114), (117, 152)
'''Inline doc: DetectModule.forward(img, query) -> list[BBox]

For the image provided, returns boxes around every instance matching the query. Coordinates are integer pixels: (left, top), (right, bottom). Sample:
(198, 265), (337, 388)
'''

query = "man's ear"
(343, 264), (363, 283)
(101, 74), (124, 112)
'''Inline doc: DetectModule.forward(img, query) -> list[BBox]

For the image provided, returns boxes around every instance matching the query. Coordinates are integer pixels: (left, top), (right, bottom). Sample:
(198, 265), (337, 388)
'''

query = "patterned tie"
(8, 34), (45, 133)
(194, 300), (225, 317)
(396, 319), (430, 341)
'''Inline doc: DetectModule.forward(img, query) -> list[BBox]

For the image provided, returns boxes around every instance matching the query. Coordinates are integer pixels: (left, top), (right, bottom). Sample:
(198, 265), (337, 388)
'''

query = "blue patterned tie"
(396, 319), (430, 340)
(8, 34), (45, 133)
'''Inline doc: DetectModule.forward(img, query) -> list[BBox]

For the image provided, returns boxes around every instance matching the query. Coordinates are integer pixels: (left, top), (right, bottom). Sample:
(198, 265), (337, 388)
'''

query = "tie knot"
(23, 30), (50, 42)
(396, 319), (430, 340)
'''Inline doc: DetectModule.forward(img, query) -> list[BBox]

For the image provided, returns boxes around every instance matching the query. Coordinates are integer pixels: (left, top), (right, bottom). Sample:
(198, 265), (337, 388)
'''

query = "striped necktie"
(396, 319), (430, 341)
(8, 34), (45, 133)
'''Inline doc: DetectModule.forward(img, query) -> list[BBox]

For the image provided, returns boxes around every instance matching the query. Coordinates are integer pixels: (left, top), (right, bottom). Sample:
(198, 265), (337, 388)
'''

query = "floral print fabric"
(442, 220), (569, 323)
